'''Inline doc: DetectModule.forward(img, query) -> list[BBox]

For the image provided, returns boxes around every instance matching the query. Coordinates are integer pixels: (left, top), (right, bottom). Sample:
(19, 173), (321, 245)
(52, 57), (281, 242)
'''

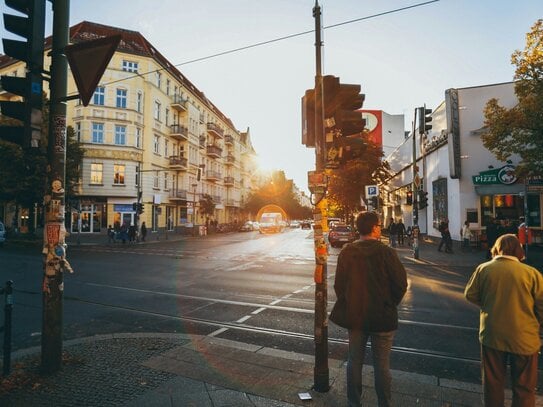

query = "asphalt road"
(1, 228), (488, 384)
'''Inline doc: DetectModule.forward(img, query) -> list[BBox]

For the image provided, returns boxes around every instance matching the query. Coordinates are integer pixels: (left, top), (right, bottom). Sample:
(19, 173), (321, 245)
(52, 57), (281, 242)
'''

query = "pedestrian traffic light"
(417, 106), (432, 135)
(301, 88), (315, 147)
(418, 190), (428, 209)
(0, 0), (46, 148)
(406, 191), (413, 205)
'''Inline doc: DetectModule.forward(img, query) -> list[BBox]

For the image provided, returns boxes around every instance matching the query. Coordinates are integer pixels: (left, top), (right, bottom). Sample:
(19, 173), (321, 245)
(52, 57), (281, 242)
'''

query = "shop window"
(527, 194), (541, 227)
(432, 178), (448, 229)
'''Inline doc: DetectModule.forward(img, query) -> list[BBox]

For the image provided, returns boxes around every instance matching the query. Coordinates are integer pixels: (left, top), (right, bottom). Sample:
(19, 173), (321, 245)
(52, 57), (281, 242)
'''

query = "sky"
(2, 0), (542, 194)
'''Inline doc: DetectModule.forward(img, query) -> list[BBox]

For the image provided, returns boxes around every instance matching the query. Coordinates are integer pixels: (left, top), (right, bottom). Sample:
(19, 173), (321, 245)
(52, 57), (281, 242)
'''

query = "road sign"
(365, 185), (378, 198)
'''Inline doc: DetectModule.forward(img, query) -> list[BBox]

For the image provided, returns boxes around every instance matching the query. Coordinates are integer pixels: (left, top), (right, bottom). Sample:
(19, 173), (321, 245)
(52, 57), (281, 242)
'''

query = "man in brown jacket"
(330, 211), (407, 407)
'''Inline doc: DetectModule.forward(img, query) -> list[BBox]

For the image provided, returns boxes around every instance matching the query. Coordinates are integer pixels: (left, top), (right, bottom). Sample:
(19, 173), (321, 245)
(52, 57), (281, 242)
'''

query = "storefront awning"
(474, 184), (524, 195)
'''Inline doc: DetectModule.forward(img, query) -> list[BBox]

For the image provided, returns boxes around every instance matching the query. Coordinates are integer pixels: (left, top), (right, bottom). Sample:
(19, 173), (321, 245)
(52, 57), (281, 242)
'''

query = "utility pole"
(312, 0), (329, 393)
(412, 109), (419, 259)
(42, 0), (71, 374)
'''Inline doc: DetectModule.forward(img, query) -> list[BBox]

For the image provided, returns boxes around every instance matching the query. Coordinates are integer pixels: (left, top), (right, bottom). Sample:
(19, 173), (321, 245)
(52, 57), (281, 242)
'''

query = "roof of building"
(0, 21), (239, 132)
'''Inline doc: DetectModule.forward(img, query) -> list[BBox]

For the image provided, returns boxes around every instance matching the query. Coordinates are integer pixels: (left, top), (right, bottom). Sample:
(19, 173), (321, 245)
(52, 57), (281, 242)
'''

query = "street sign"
(365, 185), (378, 198)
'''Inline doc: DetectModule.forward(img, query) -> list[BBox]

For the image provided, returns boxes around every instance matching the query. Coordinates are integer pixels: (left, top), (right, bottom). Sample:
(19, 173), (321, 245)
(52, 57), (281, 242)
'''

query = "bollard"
(2, 280), (14, 376)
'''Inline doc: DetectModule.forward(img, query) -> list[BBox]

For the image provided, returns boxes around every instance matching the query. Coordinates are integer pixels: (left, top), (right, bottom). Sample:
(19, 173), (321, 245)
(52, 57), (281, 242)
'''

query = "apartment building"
(1, 21), (259, 234)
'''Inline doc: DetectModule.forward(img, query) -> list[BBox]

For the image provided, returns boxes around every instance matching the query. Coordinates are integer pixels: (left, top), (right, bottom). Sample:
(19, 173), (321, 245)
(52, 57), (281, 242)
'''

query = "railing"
(206, 170), (222, 180)
(171, 94), (188, 110)
(224, 176), (235, 185)
(224, 134), (234, 144)
(168, 156), (188, 167)
(170, 189), (188, 199)
(206, 145), (222, 156)
(206, 122), (224, 137)
(170, 124), (188, 139)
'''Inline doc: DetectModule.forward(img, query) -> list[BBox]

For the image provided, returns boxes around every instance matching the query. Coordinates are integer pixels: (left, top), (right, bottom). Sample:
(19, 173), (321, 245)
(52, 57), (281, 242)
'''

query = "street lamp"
(192, 183), (197, 236)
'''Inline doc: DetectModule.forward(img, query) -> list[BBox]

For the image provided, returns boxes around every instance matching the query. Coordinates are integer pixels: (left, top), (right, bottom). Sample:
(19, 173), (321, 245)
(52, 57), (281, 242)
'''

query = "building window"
(153, 172), (159, 189)
(166, 79), (170, 95)
(115, 125), (126, 145)
(432, 178), (448, 229)
(122, 60), (138, 73)
(75, 122), (81, 142)
(154, 100), (161, 121)
(153, 135), (160, 154)
(92, 123), (104, 143)
(165, 108), (170, 126)
(164, 140), (169, 157)
(156, 71), (162, 89)
(113, 164), (125, 185)
(93, 86), (105, 105)
(116, 88), (127, 108)
(90, 163), (103, 184)
(164, 173), (169, 190)
(135, 128), (141, 148)
(136, 91), (143, 113)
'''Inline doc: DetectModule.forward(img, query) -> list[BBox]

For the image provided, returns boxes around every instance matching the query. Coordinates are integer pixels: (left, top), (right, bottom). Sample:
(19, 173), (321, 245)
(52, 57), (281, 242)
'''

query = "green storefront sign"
(472, 165), (517, 185)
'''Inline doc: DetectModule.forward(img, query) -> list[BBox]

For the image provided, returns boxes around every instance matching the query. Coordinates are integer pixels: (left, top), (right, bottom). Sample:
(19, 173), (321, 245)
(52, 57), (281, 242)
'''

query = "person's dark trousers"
(397, 233), (404, 246)
(481, 344), (538, 407)
(438, 236), (446, 251)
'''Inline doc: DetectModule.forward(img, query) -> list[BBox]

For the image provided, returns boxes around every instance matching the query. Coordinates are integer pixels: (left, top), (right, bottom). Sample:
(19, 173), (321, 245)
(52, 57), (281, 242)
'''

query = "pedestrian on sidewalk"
(465, 234), (543, 407)
(461, 220), (472, 252)
(107, 224), (115, 244)
(387, 218), (397, 247)
(140, 222), (147, 242)
(396, 219), (406, 246)
(330, 211), (407, 407)
(437, 218), (453, 253)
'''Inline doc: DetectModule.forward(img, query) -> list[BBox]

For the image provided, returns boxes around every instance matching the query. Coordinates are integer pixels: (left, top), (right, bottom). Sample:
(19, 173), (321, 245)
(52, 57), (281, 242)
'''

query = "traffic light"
(418, 190), (428, 209)
(406, 191), (413, 205)
(370, 196), (378, 209)
(137, 203), (144, 214)
(0, 0), (46, 148)
(132, 202), (137, 211)
(301, 89), (315, 147)
(417, 106), (432, 135)
(322, 75), (366, 167)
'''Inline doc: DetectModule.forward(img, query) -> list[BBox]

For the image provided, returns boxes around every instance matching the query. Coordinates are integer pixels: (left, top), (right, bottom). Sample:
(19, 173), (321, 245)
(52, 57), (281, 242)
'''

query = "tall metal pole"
(42, 0), (70, 374)
(412, 109), (420, 259)
(312, 0), (329, 393)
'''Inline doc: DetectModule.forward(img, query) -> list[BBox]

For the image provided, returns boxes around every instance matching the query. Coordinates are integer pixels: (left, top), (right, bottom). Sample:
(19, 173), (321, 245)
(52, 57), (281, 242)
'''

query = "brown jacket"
(331, 239), (407, 331)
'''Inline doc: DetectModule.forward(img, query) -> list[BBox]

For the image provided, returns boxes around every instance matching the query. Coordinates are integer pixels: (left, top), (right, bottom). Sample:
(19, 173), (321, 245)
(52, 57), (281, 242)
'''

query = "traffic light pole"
(312, 1), (329, 393)
(412, 109), (420, 260)
(42, 0), (70, 374)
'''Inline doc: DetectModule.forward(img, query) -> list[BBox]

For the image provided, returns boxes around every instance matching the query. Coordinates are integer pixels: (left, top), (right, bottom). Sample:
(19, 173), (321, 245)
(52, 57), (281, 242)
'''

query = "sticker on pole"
(365, 185), (379, 198)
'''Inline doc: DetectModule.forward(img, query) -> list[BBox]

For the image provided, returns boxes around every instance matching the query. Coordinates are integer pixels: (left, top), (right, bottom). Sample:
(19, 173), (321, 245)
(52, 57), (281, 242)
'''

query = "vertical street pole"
(524, 177), (529, 261)
(412, 109), (420, 259)
(42, 0), (70, 374)
(312, 0), (329, 393)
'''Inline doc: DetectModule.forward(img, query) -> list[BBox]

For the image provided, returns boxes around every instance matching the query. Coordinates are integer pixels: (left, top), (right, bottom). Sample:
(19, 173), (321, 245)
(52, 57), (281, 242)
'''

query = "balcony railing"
(206, 122), (224, 138)
(206, 145), (222, 158)
(169, 156), (188, 169)
(206, 170), (222, 181)
(199, 135), (206, 149)
(224, 134), (234, 145)
(224, 176), (235, 186)
(225, 199), (239, 207)
(211, 195), (222, 204)
(169, 189), (188, 200)
(171, 94), (188, 111)
(225, 154), (235, 165)
(170, 124), (188, 141)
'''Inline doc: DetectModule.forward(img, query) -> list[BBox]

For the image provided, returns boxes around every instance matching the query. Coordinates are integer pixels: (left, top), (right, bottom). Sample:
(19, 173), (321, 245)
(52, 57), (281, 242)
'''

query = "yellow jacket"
(464, 255), (543, 355)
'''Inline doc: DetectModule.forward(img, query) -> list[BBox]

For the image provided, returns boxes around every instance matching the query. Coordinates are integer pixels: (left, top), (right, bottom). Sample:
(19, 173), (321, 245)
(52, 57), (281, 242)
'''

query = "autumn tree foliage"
(482, 19), (543, 176)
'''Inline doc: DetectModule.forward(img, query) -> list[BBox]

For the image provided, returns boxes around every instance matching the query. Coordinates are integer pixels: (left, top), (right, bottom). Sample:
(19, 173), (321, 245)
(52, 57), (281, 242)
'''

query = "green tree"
(482, 19), (543, 176)
(199, 194), (216, 220)
(327, 137), (387, 218)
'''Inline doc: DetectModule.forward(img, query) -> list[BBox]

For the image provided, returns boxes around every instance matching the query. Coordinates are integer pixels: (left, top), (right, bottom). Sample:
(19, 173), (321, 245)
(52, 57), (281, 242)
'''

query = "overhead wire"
(74, 0), (439, 94)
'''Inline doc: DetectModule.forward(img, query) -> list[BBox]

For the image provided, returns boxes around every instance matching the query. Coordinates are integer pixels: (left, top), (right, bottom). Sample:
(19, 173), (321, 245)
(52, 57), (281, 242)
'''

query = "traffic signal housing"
(417, 106), (432, 135)
(418, 190), (428, 209)
(0, 0), (46, 148)
(406, 191), (413, 205)
(137, 203), (144, 214)
(301, 89), (315, 147)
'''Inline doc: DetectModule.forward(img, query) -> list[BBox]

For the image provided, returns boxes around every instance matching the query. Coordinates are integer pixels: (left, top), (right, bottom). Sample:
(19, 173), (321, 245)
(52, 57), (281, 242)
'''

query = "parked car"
(239, 221), (256, 232)
(328, 224), (357, 248)
(300, 220), (312, 229)
(0, 221), (5, 245)
(289, 220), (300, 228)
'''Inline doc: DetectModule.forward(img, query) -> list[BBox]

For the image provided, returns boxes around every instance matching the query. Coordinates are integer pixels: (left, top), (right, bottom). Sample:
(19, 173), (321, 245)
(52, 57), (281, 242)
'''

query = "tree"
(243, 170), (311, 220)
(326, 136), (387, 218)
(482, 19), (543, 176)
(199, 194), (216, 220)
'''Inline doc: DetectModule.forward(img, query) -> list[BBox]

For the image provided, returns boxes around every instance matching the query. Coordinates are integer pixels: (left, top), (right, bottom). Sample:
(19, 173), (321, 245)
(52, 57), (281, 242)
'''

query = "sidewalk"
(3, 332), (534, 407)
(2, 234), (543, 405)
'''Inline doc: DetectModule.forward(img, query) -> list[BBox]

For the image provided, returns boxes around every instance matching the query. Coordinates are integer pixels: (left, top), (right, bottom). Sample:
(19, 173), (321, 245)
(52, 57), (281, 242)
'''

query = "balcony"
(206, 170), (222, 182)
(225, 199), (239, 207)
(171, 94), (188, 112)
(211, 195), (222, 204)
(225, 154), (235, 165)
(206, 122), (224, 138)
(170, 189), (188, 200)
(224, 134), (234, 145)
(206, 144), (222, 158)
(224, 176), (235, 186)
(199, 135), (206, 149)
(170, 124), (188, 141)
(169, 156), (188, 170)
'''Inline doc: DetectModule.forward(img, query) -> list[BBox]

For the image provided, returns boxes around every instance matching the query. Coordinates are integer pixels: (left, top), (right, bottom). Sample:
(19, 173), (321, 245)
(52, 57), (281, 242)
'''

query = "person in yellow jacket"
(464, 234), (543, 406)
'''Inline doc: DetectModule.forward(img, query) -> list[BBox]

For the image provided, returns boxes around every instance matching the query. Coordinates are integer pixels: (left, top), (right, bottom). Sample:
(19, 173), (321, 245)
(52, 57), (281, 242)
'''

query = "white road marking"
(236, 315), (251, 323)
